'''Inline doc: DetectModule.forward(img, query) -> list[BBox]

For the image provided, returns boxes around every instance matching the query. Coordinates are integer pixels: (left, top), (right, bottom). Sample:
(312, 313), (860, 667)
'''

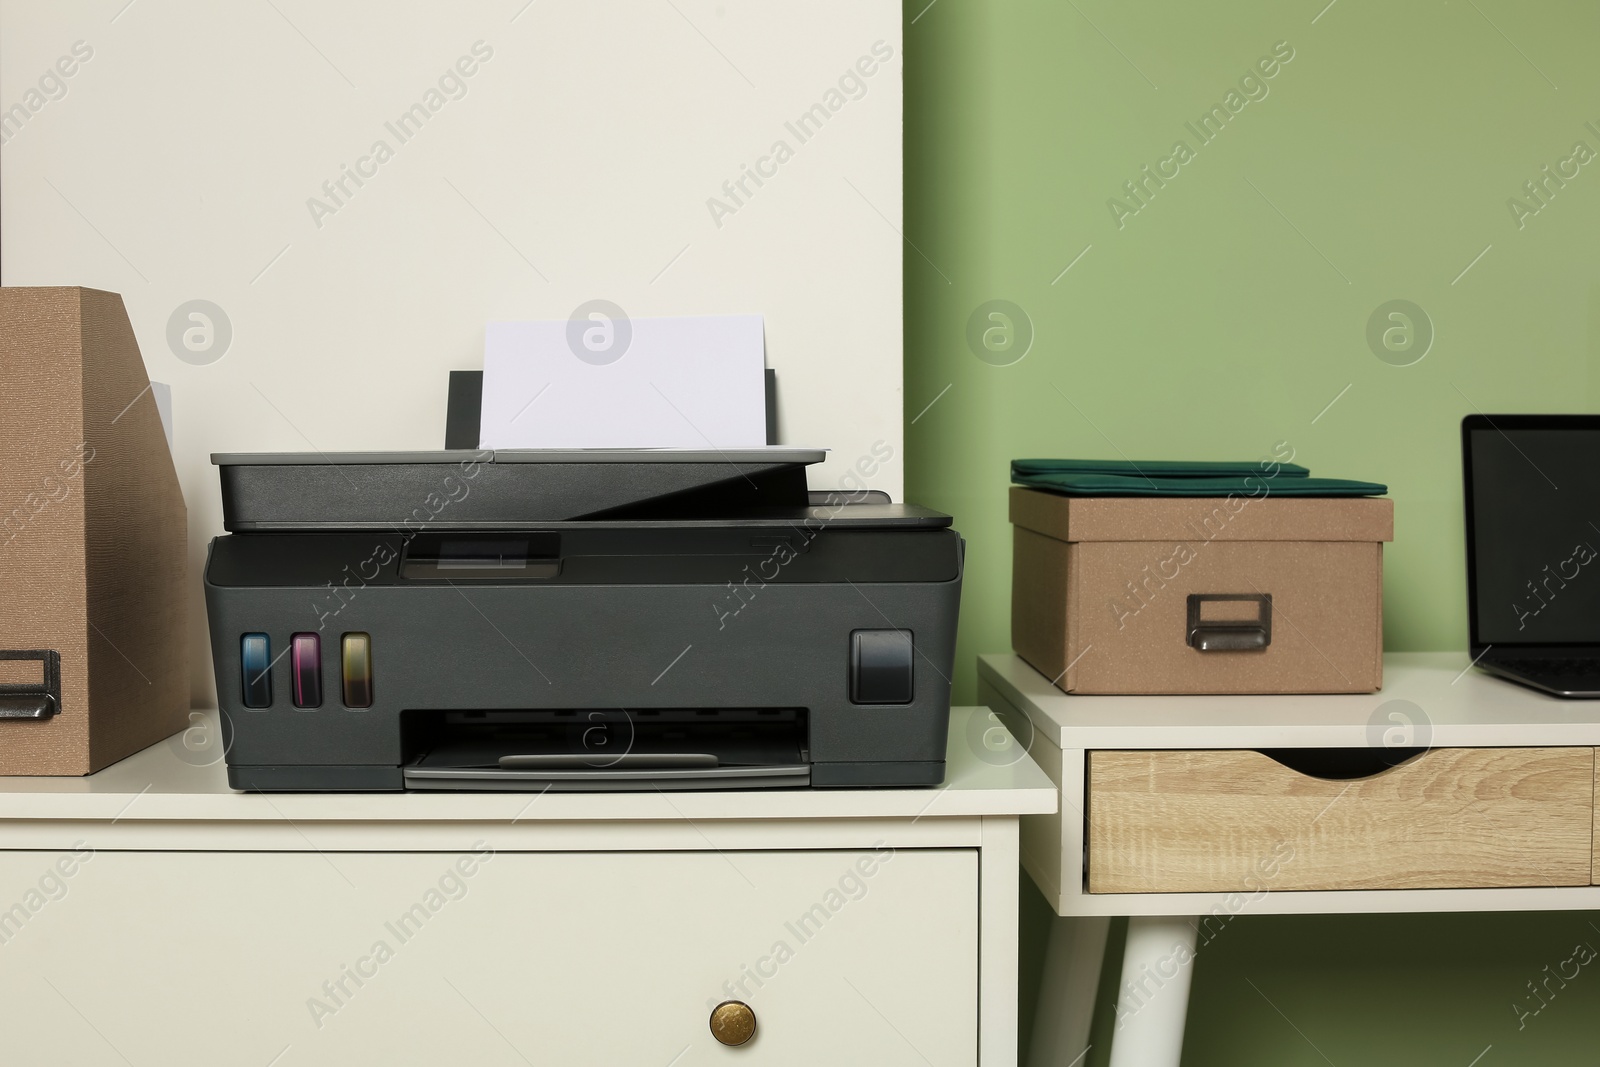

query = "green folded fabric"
(1011, 459), (1386, 497)
(1012, 458), (1310, 479)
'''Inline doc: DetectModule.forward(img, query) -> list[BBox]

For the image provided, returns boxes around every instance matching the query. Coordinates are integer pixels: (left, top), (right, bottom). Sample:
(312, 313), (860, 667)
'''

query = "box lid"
(1009, 487), (1393, 543)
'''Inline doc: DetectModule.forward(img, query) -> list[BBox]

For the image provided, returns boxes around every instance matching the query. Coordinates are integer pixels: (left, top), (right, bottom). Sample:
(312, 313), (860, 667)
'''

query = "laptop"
(1463, 414), (1600, 697)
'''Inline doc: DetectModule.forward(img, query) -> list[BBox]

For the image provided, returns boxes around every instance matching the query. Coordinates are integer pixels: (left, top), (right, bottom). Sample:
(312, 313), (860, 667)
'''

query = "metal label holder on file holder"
(0, 650), (61, 719)
(1186, 594), (1272, 652)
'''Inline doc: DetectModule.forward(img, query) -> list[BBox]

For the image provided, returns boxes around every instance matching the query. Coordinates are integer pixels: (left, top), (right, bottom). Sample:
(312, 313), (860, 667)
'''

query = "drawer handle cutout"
(1258, 747), (1426, 780)
(1187, 594), (1271, 651)
(0, 650), (60, 720)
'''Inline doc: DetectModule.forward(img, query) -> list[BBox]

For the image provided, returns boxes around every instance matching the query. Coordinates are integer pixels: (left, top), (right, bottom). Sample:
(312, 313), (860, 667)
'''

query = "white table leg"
(1106, 915), (1199, 1067)
(1026, 914), (1110, 1067)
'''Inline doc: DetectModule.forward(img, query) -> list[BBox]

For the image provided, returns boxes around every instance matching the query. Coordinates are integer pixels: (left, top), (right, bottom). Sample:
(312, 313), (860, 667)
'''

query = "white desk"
(0, 706), (1053, 1067)
(977, 652), (1600, 1067)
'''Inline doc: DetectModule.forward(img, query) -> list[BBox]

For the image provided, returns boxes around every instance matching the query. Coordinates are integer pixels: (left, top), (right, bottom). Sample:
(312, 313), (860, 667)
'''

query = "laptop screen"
(1467, 421), (1600, 646)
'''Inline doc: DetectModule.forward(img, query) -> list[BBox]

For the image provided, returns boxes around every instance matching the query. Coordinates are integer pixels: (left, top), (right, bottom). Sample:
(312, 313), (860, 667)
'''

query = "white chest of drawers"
(0, 706), (1053, 1066)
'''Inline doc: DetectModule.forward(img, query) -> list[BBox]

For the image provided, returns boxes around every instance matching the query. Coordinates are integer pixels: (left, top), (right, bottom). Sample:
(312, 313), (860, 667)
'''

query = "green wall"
(903, 0), (1600, 1062)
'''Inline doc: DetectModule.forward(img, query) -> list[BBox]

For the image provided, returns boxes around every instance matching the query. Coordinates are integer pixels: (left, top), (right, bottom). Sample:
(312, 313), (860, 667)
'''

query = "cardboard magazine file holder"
(0, 287), (187, 773)
(1010, 487), (1393, 695)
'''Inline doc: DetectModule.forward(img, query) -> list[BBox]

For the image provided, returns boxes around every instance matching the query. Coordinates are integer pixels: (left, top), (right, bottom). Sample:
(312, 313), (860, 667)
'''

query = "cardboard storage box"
(1010, 487), (1393, 694)
(0, 287), (188, 774)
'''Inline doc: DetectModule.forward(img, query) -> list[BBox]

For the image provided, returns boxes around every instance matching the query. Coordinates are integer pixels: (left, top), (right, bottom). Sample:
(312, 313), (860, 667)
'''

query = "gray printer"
(202, 448), (963, 792)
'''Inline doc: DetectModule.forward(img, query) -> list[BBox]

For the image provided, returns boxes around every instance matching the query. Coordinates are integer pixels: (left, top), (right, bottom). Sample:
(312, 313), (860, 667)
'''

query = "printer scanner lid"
(211, 447), (935, 531)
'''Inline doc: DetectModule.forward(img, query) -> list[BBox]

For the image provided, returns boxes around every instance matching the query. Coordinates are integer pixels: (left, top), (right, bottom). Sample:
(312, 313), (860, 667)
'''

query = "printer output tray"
(405, 719), (810, 791)
(404, 766), (810, 792)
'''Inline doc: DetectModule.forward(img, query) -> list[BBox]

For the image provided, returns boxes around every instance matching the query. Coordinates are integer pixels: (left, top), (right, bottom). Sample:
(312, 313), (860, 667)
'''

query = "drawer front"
(0, 848), (977, 1065)
(1088, 748), (1595, 893)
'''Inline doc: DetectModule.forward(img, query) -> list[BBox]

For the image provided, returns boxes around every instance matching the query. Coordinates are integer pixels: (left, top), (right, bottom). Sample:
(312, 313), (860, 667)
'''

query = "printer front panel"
(203, 528), (962, 791)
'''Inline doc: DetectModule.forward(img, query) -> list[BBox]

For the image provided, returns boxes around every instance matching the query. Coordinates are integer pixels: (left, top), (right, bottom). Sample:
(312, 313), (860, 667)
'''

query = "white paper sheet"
(479, 313), (768, 449)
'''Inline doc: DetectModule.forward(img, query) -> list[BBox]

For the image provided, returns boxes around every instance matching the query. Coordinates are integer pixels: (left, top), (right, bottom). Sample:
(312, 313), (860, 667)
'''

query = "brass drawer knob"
(709, 1000), (756, 1046)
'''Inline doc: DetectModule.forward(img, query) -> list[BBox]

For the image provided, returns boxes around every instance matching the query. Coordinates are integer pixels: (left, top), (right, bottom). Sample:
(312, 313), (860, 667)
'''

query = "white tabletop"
(979, 651), (1600, 749)
(0, 706), (1056, 823)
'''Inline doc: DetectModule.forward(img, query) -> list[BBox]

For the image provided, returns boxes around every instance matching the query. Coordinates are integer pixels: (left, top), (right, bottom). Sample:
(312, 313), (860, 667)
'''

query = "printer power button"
(849, 629), (914, 705)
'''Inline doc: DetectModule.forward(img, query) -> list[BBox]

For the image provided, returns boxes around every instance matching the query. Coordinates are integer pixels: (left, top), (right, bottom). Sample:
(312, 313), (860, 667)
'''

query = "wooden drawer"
(1087, 748), (1595, 893)
(0, 848), (978, 1065)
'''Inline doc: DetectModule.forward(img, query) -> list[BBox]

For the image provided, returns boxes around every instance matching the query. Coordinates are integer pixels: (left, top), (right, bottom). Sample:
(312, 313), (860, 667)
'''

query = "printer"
(202, 448), (963, 792)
